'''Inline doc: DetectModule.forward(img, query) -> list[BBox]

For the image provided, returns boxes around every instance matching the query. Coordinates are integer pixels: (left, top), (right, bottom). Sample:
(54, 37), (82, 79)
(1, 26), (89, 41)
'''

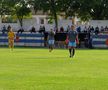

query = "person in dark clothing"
(7, 25), (11, 32)
(39, 26), (45, 33)
(30, 26), (36, 33)
(17, 28), (24, 33)
(95, 26), (99, 35)
(90, 26), (94, 33)
(77, 26), (81, 33)
(60, 26), (64, 32)
(2, 25), (7, 34)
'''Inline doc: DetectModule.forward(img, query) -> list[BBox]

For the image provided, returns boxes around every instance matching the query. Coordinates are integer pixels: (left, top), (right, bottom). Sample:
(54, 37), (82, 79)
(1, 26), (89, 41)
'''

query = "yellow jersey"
(8, 31), (15, 39)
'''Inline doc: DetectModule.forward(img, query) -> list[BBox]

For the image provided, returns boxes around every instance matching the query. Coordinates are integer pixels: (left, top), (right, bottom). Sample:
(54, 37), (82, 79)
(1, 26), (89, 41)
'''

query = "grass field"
(0, 48), (108, 90)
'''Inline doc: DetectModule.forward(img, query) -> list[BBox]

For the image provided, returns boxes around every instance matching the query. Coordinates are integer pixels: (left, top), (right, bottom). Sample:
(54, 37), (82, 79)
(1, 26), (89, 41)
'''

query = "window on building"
(40, 18), (44, 24)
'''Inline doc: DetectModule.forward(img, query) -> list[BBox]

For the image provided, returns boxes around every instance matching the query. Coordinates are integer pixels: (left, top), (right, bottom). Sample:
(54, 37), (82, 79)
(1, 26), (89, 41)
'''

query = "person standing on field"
(8, 27), (15, 51)
(67, 25), (79, 57)
(47, 29), (55, 52)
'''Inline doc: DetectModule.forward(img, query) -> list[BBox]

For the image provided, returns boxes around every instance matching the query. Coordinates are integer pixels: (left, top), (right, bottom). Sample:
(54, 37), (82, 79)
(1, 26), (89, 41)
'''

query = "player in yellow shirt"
(8, 27), (15, 51)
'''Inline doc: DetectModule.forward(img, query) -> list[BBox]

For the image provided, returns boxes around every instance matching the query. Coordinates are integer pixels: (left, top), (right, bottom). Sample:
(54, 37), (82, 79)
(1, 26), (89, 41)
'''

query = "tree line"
(0, 0), (108, 28)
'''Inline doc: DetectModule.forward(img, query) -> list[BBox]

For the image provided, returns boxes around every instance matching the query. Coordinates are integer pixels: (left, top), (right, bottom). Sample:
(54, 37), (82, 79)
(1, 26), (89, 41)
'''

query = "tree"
(77, 0), (94, 21)
(29, 0), (59, 29)
(1, 0), (108, 26)
(90, 0), (108, 20)
(58, 0), (108, 21)
(14, 0), (31, 27)
(0, 0), (31, 28)
(75, 0), (108, 20)
(0, 0), (13, 17)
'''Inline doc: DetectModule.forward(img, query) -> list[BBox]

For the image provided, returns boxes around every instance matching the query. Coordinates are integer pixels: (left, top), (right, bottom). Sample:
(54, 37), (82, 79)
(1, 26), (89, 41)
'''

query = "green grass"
(0, 48), (108, 90)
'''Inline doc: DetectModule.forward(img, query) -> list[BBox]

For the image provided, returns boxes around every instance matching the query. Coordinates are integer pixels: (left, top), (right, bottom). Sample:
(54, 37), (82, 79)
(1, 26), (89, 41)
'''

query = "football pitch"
(0, 48), (108, 90)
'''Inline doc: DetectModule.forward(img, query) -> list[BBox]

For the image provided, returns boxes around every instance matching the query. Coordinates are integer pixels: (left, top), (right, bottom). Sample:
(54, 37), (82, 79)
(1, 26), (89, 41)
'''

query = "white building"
(0, 15), (73, 32)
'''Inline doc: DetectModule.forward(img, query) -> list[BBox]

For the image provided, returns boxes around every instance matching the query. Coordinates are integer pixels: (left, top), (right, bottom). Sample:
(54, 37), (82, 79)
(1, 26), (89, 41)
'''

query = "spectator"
(7, 25), (11, 32)
(39, 26), (45, 33)
(56, 28), (58, 33)
(60, 26), (64, 33)
(66, 25), (70, 32)
(87, 27), (90, 33)
(95, 26), (99, 35)
(76, 26), (81, 33)
(17, 27), (24, 33)
(54, 26), (57, 32)
(43, 26), (45, 32)
(83, 26), (88, 33)
(105, 26), (108, 31)
(2, 25), (7, 34)
(90, 26), (94, 33)
(30, 26), (36, 33)
(100, 26), (104, 32)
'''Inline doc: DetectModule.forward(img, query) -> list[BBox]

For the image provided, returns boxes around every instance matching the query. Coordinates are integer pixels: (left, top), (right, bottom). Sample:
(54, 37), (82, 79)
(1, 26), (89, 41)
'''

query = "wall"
(92, 34), (108, 48)
(89, 20), (108, 28)
(0, 15), (73, 32)
(0, 33), (44, 47)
